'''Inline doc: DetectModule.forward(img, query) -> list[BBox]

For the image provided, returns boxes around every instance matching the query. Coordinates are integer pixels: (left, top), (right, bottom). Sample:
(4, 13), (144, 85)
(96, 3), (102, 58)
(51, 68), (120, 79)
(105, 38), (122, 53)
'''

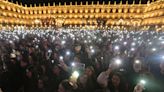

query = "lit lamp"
(92, 1), (94, 5)
(120, 1), (122, 5)
(97, 1), (99, 5)
(34, 19), (41, 24)
(108, 1), (111, 5)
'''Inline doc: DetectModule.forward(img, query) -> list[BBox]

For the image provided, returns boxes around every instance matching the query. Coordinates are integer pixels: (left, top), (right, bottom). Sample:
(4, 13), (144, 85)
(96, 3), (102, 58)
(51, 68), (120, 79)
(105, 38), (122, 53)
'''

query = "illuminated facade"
(0, 0), (164, 30)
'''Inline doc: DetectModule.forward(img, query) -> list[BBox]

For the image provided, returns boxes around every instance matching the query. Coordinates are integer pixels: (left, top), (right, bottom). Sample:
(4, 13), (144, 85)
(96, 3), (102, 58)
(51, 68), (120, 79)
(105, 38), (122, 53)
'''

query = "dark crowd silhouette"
(0, 29), (164, 92)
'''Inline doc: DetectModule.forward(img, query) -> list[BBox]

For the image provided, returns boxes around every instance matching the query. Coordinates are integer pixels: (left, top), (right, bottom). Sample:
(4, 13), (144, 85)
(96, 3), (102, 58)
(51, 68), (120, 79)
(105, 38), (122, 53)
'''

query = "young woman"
(108, 72), (127, 92)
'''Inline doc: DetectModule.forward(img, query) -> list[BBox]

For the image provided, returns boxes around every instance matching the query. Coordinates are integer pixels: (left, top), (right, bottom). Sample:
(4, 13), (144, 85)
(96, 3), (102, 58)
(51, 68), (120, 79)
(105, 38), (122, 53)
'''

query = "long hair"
(109, 72), (127, 92)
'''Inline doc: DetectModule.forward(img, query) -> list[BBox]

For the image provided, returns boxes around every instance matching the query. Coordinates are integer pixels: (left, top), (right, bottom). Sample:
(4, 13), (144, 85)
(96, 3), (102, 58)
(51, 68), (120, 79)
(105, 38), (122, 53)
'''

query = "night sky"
(9, 0), (155, 6)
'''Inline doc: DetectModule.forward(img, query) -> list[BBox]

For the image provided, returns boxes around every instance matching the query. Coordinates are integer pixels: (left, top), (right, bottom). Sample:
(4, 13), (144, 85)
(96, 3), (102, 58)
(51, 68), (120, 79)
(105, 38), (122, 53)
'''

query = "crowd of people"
(0, 28), (164, 92)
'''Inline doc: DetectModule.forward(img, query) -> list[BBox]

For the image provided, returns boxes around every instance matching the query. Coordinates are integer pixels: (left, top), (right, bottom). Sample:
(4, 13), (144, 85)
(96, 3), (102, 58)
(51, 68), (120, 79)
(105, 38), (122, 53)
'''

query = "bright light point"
(161, 41), (164, 44)
(66, 51), (70, 55)
(84, 40), (87, 43)
(123, 42), (127, 45)
(71, 62), (75, 66)
(61, 40), (66, 44)
(154, 36), (157, 39)
(90, 46), (93, 49)
(114, 46), (119, 50)
(9, 40), (13, 44)
(140, 80), (146, 85)
(35, 45), (39, 48)
(149, 42), (152, 45)
(131, 42), (136, 46)
(135, 60), (140, 64)
(162, 56), (164, 59)
(48, 49), (52, 53)
(51, 60), (54, 63)
(72, 71), (79, 78)
(152, 48), (156, 51)
(134, 38), (137, 41)
(131, 48), (135, 51)
(91, 49), (95, 53)
(115, 59), (121, 65)
(52, 37), (55, 41)
(34, 19), (41, 24)
(98, 38), (102, 42)
(59, 56), (63, 60)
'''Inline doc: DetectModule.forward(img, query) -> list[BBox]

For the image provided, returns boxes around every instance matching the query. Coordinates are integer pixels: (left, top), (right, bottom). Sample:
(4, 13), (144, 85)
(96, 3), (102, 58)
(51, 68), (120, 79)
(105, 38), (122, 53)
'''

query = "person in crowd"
(84, 66), (99, 92)
(127, 57), (143, 92)
(58, 80), (76, 92)
(97, 63), (128, 92)
(76, 74), (88, 92)
(48, 65), (65, 92)
(24, 66), (37, 92)
(36, 78), (46, 92)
